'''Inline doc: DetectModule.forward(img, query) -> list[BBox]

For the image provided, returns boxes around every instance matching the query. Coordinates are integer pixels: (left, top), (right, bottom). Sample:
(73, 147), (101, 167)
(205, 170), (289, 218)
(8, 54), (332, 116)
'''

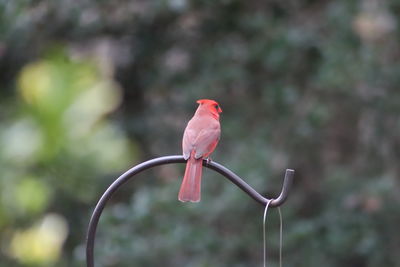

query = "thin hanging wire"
(278, 207), (283, 267)
(263, 199), (272, 267)
(263, 203), (284, 267)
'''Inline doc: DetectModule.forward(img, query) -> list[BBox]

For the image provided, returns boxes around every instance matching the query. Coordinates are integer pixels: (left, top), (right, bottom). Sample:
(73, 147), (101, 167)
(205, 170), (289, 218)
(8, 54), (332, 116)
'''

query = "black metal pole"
(86, 155), (294, 267)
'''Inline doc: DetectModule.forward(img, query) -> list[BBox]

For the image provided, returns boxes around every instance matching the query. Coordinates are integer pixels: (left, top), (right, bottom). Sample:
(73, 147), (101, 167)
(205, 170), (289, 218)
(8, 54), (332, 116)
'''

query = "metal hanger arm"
(86, 155), (294, 267)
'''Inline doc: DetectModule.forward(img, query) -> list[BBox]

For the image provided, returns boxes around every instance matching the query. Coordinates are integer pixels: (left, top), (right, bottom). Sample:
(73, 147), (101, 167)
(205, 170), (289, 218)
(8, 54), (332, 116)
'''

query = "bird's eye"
(214, 104), (219, 109)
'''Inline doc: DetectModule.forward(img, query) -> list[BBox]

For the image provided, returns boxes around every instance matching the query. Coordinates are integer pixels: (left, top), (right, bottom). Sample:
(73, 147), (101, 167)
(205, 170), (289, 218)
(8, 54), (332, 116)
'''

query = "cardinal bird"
(178, 99), (222, 202)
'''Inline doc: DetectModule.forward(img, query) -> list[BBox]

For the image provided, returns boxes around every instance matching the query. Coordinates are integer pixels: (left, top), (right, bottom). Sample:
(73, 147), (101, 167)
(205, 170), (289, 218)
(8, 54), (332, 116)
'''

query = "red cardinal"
(179, 99), (222, 202)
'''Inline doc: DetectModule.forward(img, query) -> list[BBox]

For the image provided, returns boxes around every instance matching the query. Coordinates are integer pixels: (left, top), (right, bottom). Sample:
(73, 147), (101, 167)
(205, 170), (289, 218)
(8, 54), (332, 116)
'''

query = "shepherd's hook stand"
(86, 155), (294, 267)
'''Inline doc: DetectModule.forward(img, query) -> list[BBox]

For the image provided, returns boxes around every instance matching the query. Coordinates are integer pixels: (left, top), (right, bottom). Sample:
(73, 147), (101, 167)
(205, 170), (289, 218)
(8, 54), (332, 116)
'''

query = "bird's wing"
(182, 127), (197, 160)
(182, 116), (221, 160)
(193, 127), (220, 159)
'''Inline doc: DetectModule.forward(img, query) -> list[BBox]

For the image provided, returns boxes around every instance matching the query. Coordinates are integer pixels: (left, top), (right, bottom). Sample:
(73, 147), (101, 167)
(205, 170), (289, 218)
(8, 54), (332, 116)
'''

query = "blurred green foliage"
(1, 0), (400, 266)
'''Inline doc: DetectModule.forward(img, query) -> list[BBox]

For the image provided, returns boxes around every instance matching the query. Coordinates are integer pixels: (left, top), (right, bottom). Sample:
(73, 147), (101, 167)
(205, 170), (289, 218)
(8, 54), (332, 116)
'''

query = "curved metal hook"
(86, 155), (294, 267)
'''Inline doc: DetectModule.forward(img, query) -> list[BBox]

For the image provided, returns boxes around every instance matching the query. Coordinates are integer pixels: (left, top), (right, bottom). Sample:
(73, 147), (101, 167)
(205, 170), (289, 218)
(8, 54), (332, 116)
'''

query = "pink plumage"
(179, 99), (222, 202)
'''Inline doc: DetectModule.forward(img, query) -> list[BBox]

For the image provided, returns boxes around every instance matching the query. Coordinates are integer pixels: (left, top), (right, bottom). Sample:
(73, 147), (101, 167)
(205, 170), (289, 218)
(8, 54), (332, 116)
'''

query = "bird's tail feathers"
(178, 152), (203, 202)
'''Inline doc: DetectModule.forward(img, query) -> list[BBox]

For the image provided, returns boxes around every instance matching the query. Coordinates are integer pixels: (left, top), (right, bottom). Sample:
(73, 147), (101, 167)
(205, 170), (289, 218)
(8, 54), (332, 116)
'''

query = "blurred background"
(1, 0), (400, 266)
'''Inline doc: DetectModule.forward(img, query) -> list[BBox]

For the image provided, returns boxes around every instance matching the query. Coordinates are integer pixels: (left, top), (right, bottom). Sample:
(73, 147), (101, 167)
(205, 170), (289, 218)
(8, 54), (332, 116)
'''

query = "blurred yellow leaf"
(9, 214), (68, 265)
(64, 80), (122, 137)
(18, 61), (52, 108)
(15, 48), (128, 160)
(15, 178), (51, 215)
